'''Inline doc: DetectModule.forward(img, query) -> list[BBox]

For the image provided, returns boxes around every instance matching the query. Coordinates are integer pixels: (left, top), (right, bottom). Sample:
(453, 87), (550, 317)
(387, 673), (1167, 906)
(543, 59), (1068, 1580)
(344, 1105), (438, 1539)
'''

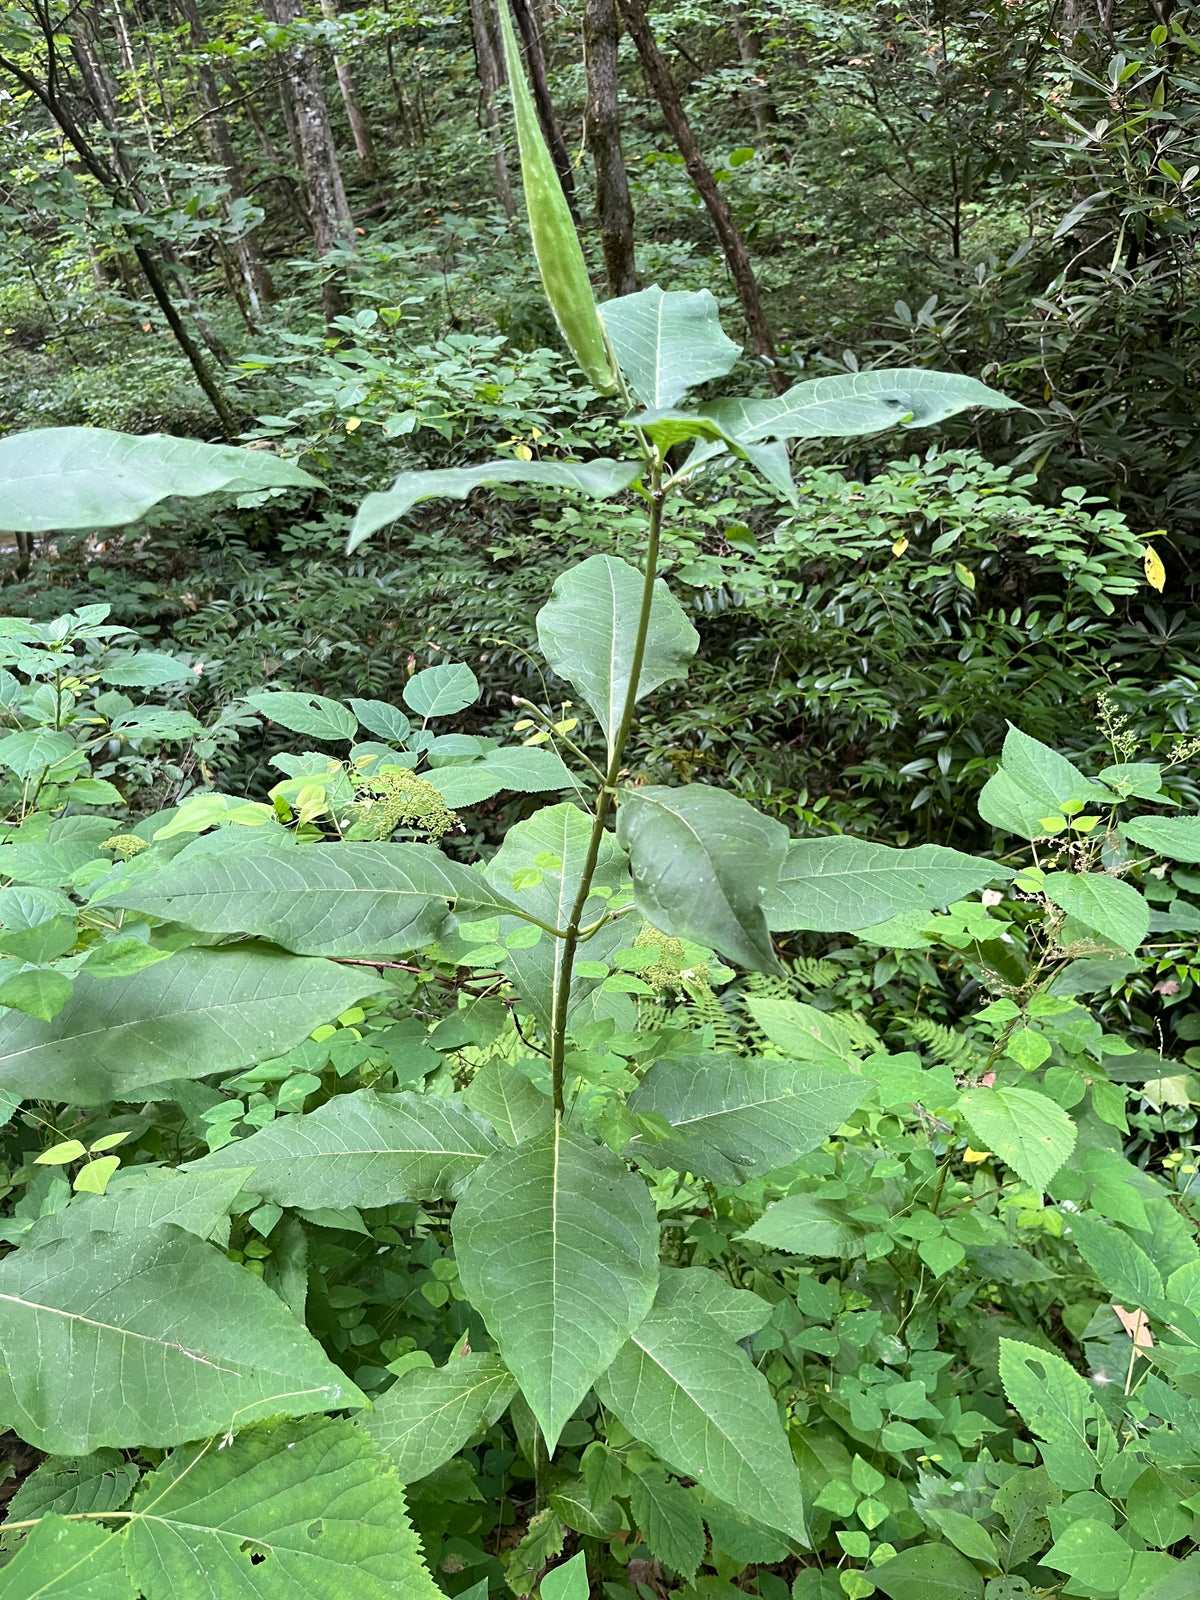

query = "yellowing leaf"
(35, 1139), (86, 1165)
(514, 444), (534, 462)
(73, 1155), (120, 1194)
(1143, 543), (1166, 592)
(344, 417), (362, 433)
(892, 536), (909, 556)
(89, 1130), (132, 1154)
(963, 1147), (992, 1163)
(954, 562), (976, 591)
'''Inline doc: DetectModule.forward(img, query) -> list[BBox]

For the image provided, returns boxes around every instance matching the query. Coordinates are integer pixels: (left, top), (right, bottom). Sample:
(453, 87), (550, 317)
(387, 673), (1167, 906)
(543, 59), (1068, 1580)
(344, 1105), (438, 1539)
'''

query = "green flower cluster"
(347, 767), (459, 841)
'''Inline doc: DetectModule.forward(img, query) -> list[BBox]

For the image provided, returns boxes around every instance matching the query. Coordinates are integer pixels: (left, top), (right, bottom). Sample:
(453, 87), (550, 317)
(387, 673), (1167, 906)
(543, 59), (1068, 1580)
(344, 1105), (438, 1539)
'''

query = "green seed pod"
(496, 2), (616, 395)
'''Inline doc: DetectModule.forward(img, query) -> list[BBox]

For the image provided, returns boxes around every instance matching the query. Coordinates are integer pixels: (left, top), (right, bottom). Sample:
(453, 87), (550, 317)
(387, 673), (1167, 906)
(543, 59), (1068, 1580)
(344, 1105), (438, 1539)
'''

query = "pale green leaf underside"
(536, 555), (699, 762)
(348, 459), (641, 551)
(452, 1122), (659, 1451)
(617, 784), (788, 972)
(187, 1089), (500, 1205)
(626, 1054), (865, 1183)
(0, 1225), (361, 1453)
(0, 427), (321, 533)
(595, 1303), (808, 1543)
(98, 838), (519, 955)
(701, 367), (1021, 444)
(358, 1354), (517, 1481)
(765, 837), (1006, 932)
(1122, 815), (1200, 864)
(125, 1417), (440, 1600)
(599, 285), (740, 410)
(0, 946), (384, 1104)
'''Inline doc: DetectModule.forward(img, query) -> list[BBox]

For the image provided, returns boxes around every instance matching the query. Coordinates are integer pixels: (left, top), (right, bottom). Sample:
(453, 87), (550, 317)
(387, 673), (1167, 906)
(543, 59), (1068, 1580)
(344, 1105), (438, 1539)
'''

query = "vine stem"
(548, 462), (665, 1112)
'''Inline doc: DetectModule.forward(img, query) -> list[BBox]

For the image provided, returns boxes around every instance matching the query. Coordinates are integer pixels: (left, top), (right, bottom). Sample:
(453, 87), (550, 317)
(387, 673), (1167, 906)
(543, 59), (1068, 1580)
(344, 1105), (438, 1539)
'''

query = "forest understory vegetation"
(0, 1), (1199, 1598)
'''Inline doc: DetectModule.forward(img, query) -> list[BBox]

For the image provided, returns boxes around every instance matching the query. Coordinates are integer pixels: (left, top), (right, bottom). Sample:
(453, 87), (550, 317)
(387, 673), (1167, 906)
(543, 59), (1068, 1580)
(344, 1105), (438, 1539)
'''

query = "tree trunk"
(584, 0), (636, 296)
(617, 0), (784, 389)
(509, 0), (578, 216)
(469, 0), (516, 217)
(318, 0), (378, 173)
(175, 0), (276, 315)
(265, 0), (355, 324)
(731, 6), (776, 133)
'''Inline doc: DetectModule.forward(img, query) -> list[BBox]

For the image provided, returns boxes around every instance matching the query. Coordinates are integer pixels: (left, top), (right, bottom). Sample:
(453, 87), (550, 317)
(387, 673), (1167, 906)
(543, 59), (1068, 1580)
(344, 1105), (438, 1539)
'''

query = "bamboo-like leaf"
(0, 427), (321, 533)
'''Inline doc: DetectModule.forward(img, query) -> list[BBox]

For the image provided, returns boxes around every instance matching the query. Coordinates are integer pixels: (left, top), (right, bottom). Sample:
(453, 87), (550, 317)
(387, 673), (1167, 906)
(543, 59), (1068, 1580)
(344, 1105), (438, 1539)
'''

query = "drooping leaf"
(595, 1302), (807, 1543)
(1122, 815), (1200, 863)
(348, 460), (640, 552)
(22, 1166), (251, 1250)
(482, 803), (630, 1030)
(599, 286), (740, 410)
(0, 945), (385, 1104)
(452, 1121), (659, 1450)
(626, 1055), (864, 1183)
(0, 427), (321, 534)
(123, 1416), (440, 1600)
(978, 725), (1111, 840)
(1043, 871), (1149, 954)
(616, 785), (788, 972)
(0, 1225), (362, 1452)
(958, 1086), (1076, 1193)
(871, 1542), (984, 1600)
(464, 1060), (554, 1146)
(0, 1515), (134, 1600)
(536, 555), (699, 763)
(349, 700), (412, 746)
(243, 691), (358, 743)
(765, 837), (1006, 932)
(701, 367), (1020, 444)
(358, 1354), (517, 1481)
(187, 1089), (500, 1205)
(99, 838), (519, 956)
(426, 746), (579, 807)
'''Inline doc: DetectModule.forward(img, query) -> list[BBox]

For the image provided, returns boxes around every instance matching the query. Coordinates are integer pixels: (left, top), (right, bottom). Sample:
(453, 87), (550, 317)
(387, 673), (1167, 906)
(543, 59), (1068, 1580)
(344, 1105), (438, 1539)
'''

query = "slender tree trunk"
(584, 0), (636, 296)
(469, 0), (516, 217)
(509, 0), (578, 216)
(617, 0), (784, 388)
(318, 0), (378, 172)
(731, 6), (776, 133)
(175, 0), (276, 314)
(265, 0), (356, 324)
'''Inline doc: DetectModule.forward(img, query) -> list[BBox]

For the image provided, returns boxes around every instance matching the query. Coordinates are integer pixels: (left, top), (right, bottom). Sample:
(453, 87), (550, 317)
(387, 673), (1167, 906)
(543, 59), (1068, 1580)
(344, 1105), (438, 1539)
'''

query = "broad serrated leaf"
(1122, 815), (1200, 863)
(6, 1451), (139, 1525)
(595, 1303), (807, 1543)
(187, 1089), (500, 1205)
(124, 1416), (439, 1600)
(452, 1122), (659, 1450)
(652, 1266), (771, 1340)
(599, 286), (740, 410)
(536, 555), (699, 764)
(744, 998), (863, 1068)
(701, 367), (1020, 444)
(243, 691), (358, 743)
(0, 1225), (362, 1452)
(98, 838), (518, 955)
(358, 1354), (517, 1480)
(464, 1060), (554, 1146)
(0, 945), (384, 1104)
(427, 746), (579, 808)
(998, 1338), (1108, 1492)
(0, 427), (321, 533)
(626, 1054), (864, 1183)
(348, 460), (641, 552)
(0, 1515), (134, 1599)
(958, 1086), (1076, 1193)
(1070, 1213), (1165, 1314)
(765, 837), (1006, 932)
(482, 803), (630, 1030)
(628, 1471), (705, 1581)
(1043, 871), (1148, 954)
(616, 785), (787, 972)
(978, 725), (1111, 841)
(740, 1192), (867, 1258)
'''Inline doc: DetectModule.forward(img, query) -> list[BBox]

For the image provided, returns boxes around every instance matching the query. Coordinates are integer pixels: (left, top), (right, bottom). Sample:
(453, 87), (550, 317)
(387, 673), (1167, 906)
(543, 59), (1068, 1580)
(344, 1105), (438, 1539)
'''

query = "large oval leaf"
(616, 785), (787, 972)
(0, 945), (384, 1104)
(0, 1226), (362, 1452)
(452, 1121), (659, 1451)
(537, 556), (699, 764)
(595, 1300), (808, 1543)
(599, 286), (740, 410)
(765, 837), (1006, 932)
(626, 1055), (865, 1183)
(187, 1089), (501, 1205)
(0, 427), (321, 533)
